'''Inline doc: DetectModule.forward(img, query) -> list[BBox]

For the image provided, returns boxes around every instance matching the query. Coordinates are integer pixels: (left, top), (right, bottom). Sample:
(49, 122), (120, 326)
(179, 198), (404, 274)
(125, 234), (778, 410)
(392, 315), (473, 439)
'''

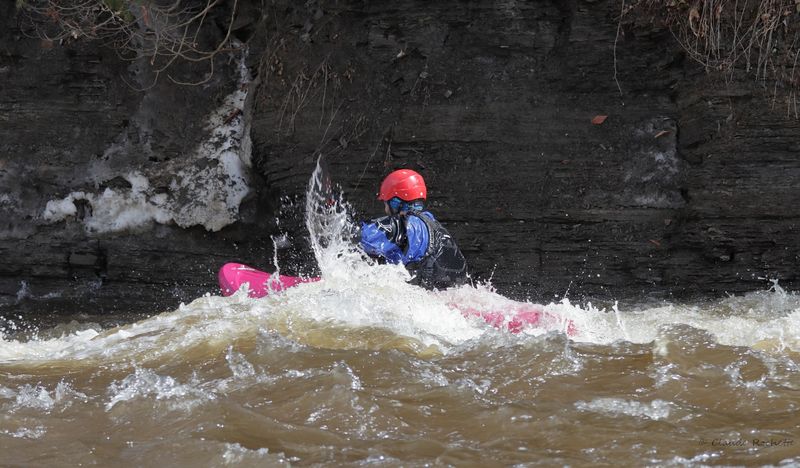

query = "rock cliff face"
(1, 0), (798, 316)
(252, 0), (799, 302)
(0, 0), (272, 316)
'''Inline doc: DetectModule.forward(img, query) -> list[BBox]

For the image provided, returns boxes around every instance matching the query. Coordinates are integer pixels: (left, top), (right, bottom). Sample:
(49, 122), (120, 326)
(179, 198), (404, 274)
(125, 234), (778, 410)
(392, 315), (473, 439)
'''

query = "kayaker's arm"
(359, 216), (407, 263)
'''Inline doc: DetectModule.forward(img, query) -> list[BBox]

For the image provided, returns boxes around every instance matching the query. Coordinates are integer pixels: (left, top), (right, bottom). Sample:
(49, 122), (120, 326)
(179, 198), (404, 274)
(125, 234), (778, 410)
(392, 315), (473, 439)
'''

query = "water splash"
(1, 162), (799, 366)
(106, 367), (214, 411)
(303, 156), (377, 281)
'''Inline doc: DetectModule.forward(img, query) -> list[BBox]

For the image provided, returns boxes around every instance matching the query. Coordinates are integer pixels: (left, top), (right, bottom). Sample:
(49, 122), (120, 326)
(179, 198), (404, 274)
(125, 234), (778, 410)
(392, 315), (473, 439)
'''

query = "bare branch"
(18, 0), (242, 85)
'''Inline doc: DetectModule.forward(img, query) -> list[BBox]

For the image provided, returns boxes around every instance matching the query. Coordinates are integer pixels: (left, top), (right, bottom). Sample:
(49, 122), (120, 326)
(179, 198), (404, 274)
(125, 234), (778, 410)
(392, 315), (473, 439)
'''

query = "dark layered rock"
(252, 0), (799, 303)
(0, 1), (272, 316)
(1, 0), (798, 317)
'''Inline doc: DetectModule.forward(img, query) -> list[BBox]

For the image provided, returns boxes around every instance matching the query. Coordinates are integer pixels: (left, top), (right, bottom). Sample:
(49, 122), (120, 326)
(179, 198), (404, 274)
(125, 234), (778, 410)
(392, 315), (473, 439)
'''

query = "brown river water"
(2, 166), (798, 466)
(1, 285), (799, 467)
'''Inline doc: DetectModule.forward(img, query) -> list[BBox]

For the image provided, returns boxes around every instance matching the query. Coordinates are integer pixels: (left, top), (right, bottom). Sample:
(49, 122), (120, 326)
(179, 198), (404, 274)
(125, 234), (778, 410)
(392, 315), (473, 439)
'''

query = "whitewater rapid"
(3, 159), (800, 361)
(1, 160), (798, 466)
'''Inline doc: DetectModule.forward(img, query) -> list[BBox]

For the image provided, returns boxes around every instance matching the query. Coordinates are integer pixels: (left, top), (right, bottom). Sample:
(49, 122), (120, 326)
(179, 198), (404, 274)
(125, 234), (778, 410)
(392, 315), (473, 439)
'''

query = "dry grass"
(625, 0), (800, 117)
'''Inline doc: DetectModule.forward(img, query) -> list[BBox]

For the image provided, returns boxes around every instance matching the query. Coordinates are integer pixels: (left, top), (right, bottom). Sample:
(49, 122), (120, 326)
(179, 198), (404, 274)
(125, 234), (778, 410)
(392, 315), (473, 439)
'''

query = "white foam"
(0, 328), (100, 362)
(226, 347), (256, 380)
(55, 381), (89, 406)
(106, 367), (215, 411)
(0, 385), (15, 399)
(14, 384), (55, 411)
(575, 397), (672, 420)
(1, 426), (47, 439)
(2, 281), (796, 367)
(221, 443), (273, 464)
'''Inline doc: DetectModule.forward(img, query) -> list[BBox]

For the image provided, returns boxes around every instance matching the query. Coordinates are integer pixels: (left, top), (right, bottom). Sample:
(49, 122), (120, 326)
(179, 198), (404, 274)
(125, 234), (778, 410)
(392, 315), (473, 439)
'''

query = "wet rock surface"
(1, 0), (798, 316)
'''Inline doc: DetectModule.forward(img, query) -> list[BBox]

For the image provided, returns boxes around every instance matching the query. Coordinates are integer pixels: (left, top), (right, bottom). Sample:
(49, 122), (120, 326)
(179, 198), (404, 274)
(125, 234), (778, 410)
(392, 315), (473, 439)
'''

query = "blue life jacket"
(360, 211), (467, 289)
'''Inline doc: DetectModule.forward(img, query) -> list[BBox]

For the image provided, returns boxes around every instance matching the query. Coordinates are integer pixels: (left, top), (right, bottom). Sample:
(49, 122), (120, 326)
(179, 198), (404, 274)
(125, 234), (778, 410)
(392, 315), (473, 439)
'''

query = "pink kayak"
(455, 305), (577, 336)
(218, 262), (320, 297)
(218, 262), (576, 336)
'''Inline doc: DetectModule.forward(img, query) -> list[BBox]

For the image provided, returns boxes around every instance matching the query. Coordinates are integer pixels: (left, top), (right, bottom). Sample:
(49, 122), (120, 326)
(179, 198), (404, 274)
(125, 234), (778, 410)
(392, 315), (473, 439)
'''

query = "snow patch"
(633, 194), (672, 208)
(43, 174), (174, 232)
(651, 150), (678, 174)
(43, 195), (81, 221)
(41, 51), (252, 233)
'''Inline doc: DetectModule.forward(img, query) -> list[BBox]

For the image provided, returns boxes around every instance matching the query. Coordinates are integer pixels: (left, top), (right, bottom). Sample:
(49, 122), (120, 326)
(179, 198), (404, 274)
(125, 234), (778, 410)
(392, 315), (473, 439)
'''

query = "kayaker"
(359, 169), (468, 289)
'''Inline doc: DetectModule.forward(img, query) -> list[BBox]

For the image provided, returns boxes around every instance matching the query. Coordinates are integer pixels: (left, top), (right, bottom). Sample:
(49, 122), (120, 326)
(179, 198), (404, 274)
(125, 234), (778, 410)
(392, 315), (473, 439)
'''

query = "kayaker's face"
(385, 202), (404, 215)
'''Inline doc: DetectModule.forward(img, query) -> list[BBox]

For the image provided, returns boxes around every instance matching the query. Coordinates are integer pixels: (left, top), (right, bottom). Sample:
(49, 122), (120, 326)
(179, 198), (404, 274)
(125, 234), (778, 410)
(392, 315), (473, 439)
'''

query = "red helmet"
(378, 169), (427, 201)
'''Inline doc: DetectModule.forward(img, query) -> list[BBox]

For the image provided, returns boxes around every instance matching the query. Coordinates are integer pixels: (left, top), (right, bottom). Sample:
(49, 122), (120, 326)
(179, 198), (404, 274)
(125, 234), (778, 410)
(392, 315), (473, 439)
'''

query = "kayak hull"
(217, 262), (575, 336)
(218, 262), (319, 297)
